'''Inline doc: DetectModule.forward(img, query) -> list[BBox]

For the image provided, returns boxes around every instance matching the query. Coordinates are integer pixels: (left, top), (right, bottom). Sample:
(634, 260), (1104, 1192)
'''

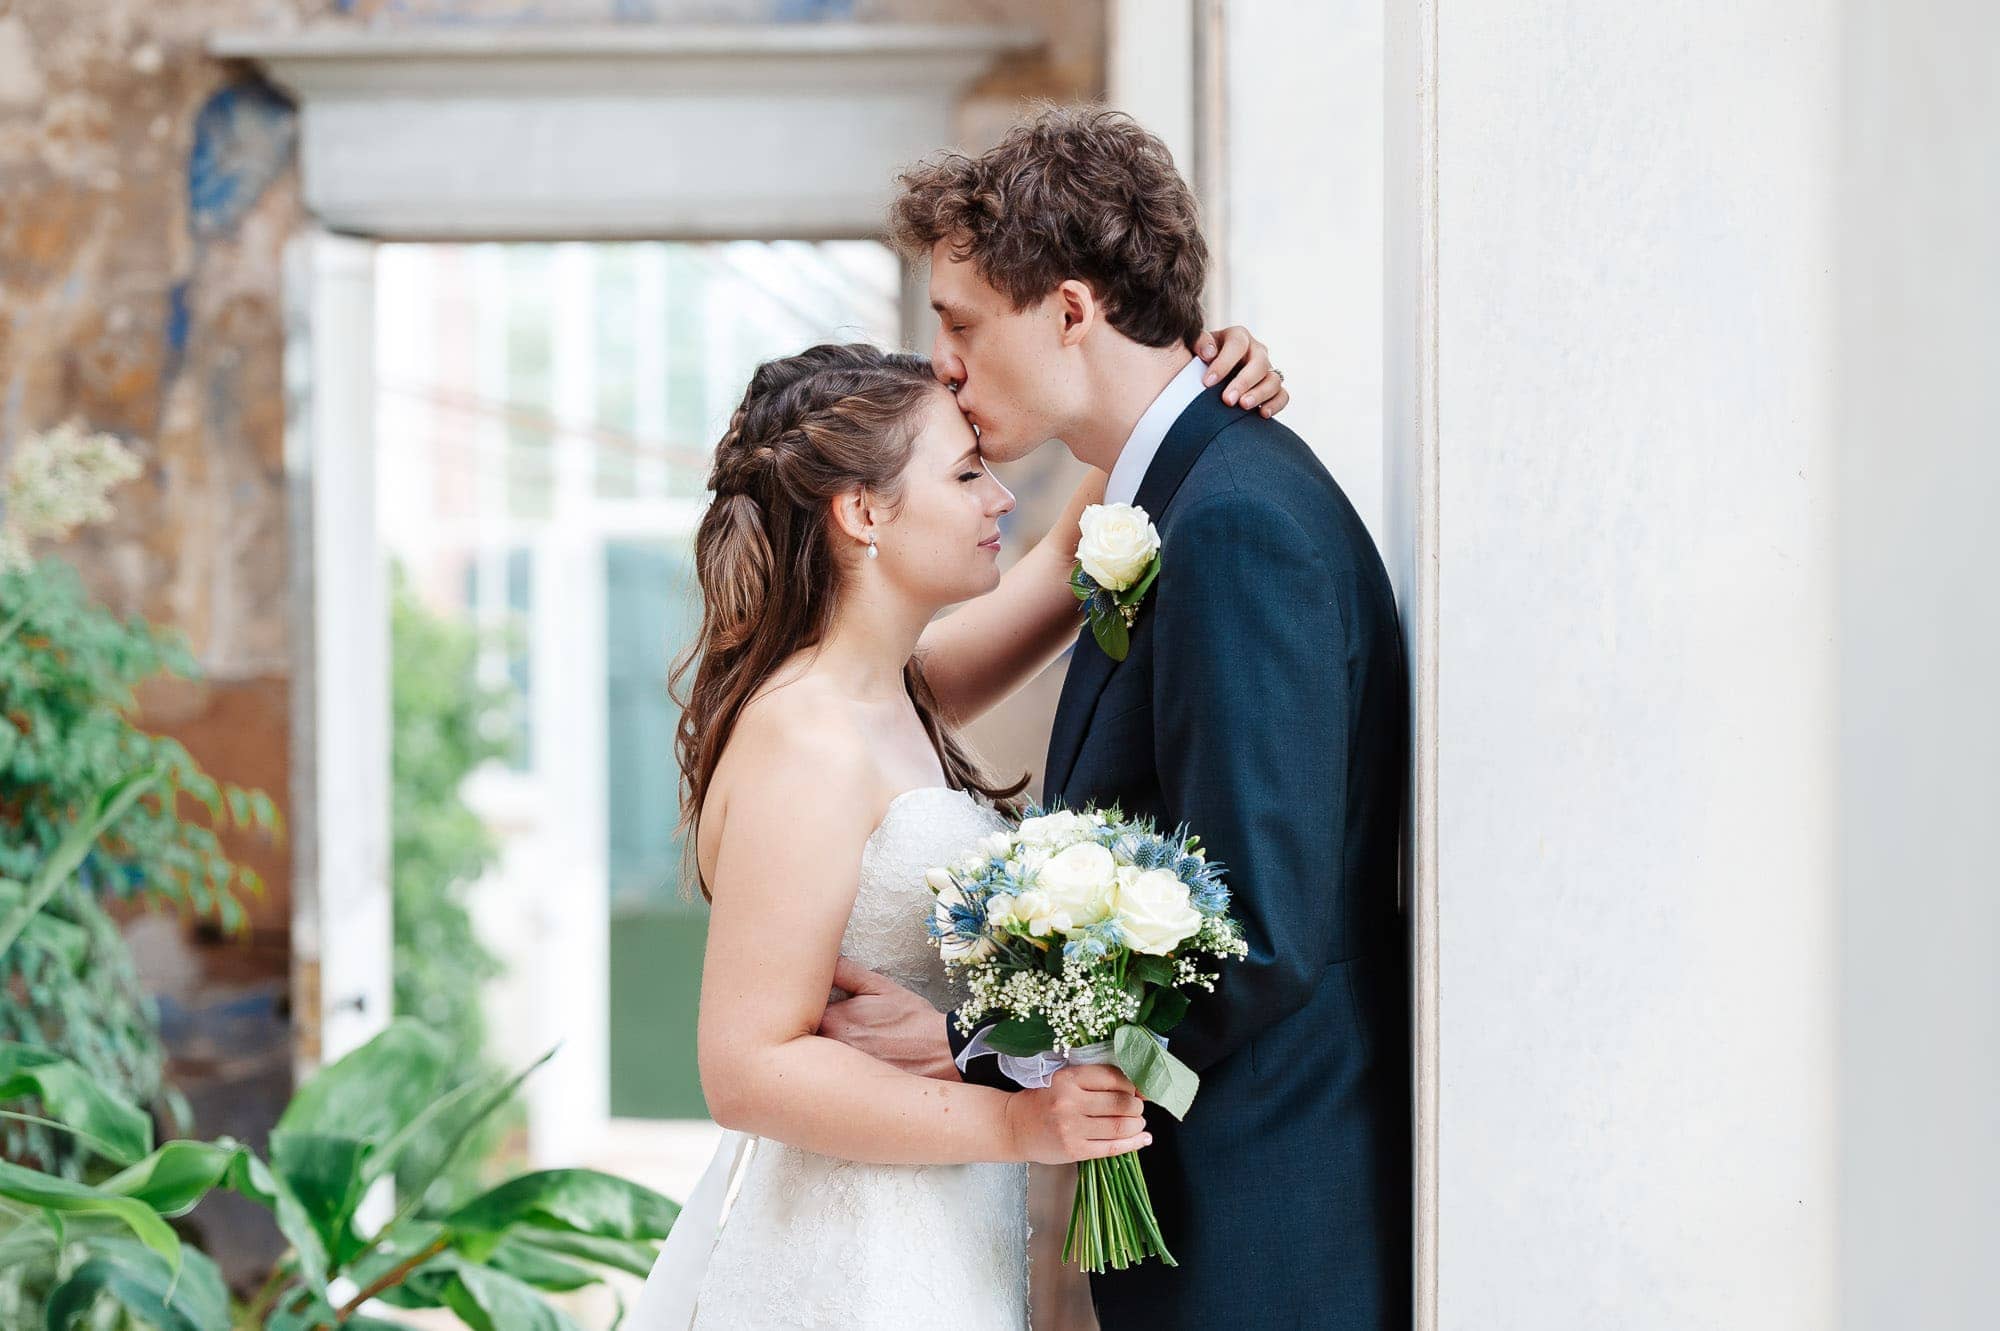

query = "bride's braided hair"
(670, 343), (1028, 900)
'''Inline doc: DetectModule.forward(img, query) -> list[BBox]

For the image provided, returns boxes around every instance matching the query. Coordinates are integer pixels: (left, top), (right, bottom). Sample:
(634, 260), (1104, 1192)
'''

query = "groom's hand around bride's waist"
(818, 955), (964, 1082)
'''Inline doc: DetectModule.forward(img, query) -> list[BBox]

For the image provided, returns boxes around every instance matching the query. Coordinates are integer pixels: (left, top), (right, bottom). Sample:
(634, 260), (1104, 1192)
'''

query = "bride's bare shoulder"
(704, 679), (883, 840)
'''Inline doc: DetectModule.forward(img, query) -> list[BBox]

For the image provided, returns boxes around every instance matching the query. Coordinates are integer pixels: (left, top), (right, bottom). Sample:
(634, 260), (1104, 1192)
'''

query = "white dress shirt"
(1102, 354), (1210, 509)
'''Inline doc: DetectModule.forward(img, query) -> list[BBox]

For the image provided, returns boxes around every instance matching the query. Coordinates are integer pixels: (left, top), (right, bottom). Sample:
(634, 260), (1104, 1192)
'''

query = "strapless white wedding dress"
(631, 785), (1031, 1330)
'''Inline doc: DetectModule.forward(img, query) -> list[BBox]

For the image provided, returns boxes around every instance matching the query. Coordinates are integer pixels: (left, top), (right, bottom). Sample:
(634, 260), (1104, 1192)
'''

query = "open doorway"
(371, 238), (903, 1195)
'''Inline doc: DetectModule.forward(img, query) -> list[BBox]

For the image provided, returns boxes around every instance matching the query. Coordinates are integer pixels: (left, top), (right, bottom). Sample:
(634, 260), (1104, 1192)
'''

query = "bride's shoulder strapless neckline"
(864, 784), (977, 851)
(846, 783), (1004, 1010)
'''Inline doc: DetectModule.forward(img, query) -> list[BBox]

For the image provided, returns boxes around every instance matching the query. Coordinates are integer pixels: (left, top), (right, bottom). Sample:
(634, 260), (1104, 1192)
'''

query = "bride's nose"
(989, 479), (1016, 518)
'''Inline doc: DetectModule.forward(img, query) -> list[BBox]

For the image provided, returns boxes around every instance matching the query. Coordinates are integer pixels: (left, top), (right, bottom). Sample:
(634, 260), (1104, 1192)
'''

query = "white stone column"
(1216, 0), (1384, 542)
(1834, 1), (2000, 1324)
(1388, 2), (1845, 1325)
(1108, 1), (1386, 540)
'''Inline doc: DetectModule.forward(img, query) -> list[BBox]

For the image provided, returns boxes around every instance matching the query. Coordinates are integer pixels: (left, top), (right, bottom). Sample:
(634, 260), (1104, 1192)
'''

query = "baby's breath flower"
(1, 421), (142, 570)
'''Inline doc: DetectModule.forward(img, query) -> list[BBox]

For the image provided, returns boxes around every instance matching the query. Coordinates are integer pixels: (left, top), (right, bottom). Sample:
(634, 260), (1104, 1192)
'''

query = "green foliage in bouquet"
(387, 567), (517, 1209)
(0, 560), (279, 1176)
(0, 1019), (680, 1330)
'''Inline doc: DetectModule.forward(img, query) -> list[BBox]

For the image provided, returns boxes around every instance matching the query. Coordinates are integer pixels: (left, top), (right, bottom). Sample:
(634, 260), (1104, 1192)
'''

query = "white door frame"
(228, 21), (1031, 1163)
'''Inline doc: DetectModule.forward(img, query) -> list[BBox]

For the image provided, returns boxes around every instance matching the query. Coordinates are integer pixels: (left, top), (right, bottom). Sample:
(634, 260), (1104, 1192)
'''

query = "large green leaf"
(447, 1169), (680, 1248)
(1112, 1022), (1199, 1121)
(0, 1042), (154, 1165)
(0, 1158), (179, 1272)
(277, 1020), (449, 1144)
(269, 1130), (374, 1268)
(238, 1148), (333, 1295)
(43, 1236), (227, 1331)
(515, 1227), (662, 1279)
(368, 1043), (553, 1194)
(484, 1233), (598, 1292)
(100, 1139), (241, 1216)
(440, 1261), (588, 1331)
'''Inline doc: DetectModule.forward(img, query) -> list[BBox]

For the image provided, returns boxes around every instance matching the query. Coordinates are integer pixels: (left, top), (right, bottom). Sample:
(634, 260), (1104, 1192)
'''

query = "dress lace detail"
(682, 786), (1031, 1331)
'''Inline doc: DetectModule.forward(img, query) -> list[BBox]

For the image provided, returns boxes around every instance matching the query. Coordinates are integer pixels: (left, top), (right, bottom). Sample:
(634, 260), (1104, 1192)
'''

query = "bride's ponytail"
(699, 491), (774, 655)
(669, 345), (1027, 900)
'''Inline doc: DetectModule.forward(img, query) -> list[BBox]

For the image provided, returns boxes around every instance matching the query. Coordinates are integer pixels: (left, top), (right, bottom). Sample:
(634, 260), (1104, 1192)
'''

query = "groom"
(822, 106), (1410, 1329)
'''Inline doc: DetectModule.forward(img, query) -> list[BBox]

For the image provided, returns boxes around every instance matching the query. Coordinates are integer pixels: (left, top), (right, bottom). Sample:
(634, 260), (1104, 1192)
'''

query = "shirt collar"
(1103, 355), (1209, 509)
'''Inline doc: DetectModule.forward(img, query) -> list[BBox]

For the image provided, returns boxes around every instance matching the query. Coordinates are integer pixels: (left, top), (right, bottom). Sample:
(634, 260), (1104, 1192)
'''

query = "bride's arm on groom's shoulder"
(1196, 325), (1292, 416)
(696, 708), (1150, 1167)
(915, 327), (1288, 724)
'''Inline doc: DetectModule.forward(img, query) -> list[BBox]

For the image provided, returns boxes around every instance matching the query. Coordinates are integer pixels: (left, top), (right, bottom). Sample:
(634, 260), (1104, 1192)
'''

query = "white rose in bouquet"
(1015, 809), (1098, 850)
(1009, 889), (1073, 938)
(1076, 502), (1162, 591)
(1036, 842), (1118, 929)
(1114, 868), (1204, 955)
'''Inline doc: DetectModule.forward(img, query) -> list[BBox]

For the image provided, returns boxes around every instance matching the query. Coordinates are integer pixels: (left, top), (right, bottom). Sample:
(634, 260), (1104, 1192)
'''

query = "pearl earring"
(865, 536), (878, 560)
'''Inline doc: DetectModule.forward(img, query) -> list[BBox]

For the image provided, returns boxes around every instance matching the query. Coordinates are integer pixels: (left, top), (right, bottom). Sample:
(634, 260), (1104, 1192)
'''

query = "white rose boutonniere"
(1071, 501), (1163, 662)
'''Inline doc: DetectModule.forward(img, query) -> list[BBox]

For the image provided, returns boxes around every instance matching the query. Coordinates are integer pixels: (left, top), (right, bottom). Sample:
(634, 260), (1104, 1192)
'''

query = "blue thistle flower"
(1063, 934), (1110, 965)
(1191, 883), (1233, 917)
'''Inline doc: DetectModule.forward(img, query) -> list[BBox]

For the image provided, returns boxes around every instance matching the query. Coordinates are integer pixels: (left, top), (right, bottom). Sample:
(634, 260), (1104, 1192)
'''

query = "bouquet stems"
(1063, 1149), (1176, 1273)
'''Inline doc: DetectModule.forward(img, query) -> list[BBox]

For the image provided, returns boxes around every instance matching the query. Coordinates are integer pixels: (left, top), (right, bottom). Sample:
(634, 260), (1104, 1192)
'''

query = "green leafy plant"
(1, 560), (279, 1175)
(0, 1019), (679, 1330)
(388, 566), (519, 1209)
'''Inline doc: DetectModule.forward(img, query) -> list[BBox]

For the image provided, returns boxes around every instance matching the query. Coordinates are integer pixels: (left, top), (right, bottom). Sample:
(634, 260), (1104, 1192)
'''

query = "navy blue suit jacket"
(952, 384), (1411, 1329)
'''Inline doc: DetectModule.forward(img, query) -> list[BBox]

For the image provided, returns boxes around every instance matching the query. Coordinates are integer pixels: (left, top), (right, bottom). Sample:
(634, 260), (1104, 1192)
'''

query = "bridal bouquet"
(925, 804), (1247, 1272)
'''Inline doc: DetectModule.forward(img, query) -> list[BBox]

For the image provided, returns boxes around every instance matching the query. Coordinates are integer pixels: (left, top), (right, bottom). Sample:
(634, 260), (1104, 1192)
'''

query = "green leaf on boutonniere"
(1070, 561), (1095, 601)
(1090, 610), (1130, 662)
(1117, 553), (1162, 607)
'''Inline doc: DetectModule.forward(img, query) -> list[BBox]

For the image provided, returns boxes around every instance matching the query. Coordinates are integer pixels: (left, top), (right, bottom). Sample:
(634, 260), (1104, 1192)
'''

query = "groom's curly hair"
(889, 104), (1208, 350)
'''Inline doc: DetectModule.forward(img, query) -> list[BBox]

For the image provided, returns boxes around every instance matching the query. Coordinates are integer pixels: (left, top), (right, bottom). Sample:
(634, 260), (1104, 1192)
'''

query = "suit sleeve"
(1151, 489), (1349, 1074)
(944, 1015), (1019, 1092)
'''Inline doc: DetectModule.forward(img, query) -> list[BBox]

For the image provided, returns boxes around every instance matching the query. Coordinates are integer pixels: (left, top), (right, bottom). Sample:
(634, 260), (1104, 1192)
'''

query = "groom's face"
(925, 241), (1081, 465)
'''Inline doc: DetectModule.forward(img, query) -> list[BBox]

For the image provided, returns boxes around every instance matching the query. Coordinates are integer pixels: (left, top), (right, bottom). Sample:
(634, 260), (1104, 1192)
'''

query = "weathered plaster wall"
(2, 0), (1100, 1289)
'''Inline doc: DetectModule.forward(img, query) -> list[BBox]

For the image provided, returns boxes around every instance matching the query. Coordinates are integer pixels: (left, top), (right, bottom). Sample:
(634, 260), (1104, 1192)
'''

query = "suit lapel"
(1042, 383), (1239, 802)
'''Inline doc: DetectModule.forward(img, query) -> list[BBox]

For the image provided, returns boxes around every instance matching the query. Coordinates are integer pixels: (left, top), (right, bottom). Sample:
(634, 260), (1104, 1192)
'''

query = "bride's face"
(869, 389), (1016, 607)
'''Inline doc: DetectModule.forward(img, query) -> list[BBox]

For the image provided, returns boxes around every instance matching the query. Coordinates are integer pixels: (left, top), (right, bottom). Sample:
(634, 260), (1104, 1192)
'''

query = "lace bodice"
(839, 785), (1012, 1010)
(673, 784), (1030, 1331)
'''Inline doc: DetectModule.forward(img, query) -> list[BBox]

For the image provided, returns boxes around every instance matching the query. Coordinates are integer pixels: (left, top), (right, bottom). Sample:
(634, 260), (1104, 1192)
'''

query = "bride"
(632, 332), (1281, 1329)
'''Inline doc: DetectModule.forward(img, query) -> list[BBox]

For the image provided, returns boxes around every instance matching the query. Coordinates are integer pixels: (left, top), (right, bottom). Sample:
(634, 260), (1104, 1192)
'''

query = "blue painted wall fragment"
(165, 280), (191, 356)
(187, 82), (297, 240)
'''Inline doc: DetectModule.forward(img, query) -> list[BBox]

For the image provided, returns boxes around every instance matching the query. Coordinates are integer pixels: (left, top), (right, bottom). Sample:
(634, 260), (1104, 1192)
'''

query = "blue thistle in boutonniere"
(1071, 501), (1162, 662)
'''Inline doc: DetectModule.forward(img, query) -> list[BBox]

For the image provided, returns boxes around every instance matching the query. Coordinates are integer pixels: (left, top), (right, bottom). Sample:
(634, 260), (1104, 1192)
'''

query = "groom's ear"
(1055, 278), (1100, 348)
